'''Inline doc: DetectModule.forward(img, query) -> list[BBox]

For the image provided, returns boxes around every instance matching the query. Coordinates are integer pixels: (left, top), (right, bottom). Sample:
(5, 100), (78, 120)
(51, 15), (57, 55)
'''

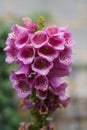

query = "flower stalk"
(37, 16), (45, 30)
(4, 16), (75, 130)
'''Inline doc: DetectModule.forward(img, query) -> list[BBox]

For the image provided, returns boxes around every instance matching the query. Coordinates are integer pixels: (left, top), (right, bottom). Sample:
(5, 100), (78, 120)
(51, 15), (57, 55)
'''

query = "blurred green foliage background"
(0, 22), (24, 130)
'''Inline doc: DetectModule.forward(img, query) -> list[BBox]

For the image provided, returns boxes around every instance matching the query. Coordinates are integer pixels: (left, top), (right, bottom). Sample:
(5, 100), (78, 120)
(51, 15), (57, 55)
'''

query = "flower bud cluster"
(4, 17), (75, 114)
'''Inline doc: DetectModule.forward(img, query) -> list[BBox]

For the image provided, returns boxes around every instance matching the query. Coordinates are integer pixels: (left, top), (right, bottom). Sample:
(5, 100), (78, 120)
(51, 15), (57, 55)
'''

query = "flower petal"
(15, 65), (30, 77)
(32, 57), (53, 75)
(34, 75), (48, 91)
(49, 35), (65, 50)
(48, 58), (72, 77)
(45, 26), (59, 36)
(48, 66), (71, 78)
(59, 94), (70, 107)
(31, 31), (48, 48)
(6, 32), (16, 45)
(49, 76), (66, 90)
(15, 80), (32, 98)
(9, 65), (30, 86)
(60, 26), (75, 47)
(12, 24), (28, 35)
(23, 17), (37, 33)
(15, 31), (30, 48)
(17, 45), (35, 64)
(59, 48), (72, 65)
(4, 45), (17, 64)
(36, 89), (47, 100)
(49, 75), (68, 97)
(38, 44), (58, 61)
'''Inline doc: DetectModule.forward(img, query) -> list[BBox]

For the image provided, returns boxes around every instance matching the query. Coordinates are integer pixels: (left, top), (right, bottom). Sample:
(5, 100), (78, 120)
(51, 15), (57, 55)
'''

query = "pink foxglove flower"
(12, 24), (28, 35)
(45, 26), (59, 36)
(14, 80), (32, 98)
(6, 32), (16, 46)
(10, 65), (30, 83)
(36, 89), (47, 100)
(48, 35), (65, 50)
(4, 17), (75, 130)
(31, 31), (48, 48)
(32, 57), (53, 75)
(15, 31), (30, 48)
(34, 75), (48, 91)
(59, 47), (73, 65)
(23, 17), (37, 33)
(60, 26), (75, 47)
(38, 44), (58, 61)
(17, 45), (35, 64)
(4, 45), (17, 64)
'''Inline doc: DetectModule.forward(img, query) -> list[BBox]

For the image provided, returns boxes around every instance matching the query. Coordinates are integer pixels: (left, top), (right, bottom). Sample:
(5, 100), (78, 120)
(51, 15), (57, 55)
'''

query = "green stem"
(30, 107), (47, 130)
(37, 16), (45, 30)
(29, 89), (48, 130)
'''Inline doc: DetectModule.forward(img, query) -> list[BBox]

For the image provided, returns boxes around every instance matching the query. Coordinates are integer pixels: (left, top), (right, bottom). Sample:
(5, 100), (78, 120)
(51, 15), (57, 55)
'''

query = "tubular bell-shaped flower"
(60, 26), (75, 48)
(32, 57), (53, 75)
(9, 65), (30, 87)
(12, 24), (31, 48)
(59, 94), (70, 108)
(38, 44), (59, 61)
(49, 77), (67, 96)
(48, 34), (65, 50)
(59, 47), (73, 65)
(10, 69), (32, 99)
(6, 32), (16, 46)
(31, 31), (48, 48)
(17, 45), (35, 64)
(45, 25), (59, 36)
(4, 44), (18, 64)
(14, 79), (32, 99)
(12, 24), (28, 35)
(15, 31), (30, 48)
(23, 17), (37, 33)
(36, 89), (47, 100)
(34, 75), (48, 91)
(38, 103), (48, 115)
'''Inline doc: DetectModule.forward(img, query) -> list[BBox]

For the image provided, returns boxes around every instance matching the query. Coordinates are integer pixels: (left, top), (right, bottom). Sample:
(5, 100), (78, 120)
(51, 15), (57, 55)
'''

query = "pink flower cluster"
(4, 17), (75, 113)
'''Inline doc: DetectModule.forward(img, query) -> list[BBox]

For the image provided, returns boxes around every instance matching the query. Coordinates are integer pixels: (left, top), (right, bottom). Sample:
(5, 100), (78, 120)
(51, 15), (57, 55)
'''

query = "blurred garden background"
(0, 0), (87, 130)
